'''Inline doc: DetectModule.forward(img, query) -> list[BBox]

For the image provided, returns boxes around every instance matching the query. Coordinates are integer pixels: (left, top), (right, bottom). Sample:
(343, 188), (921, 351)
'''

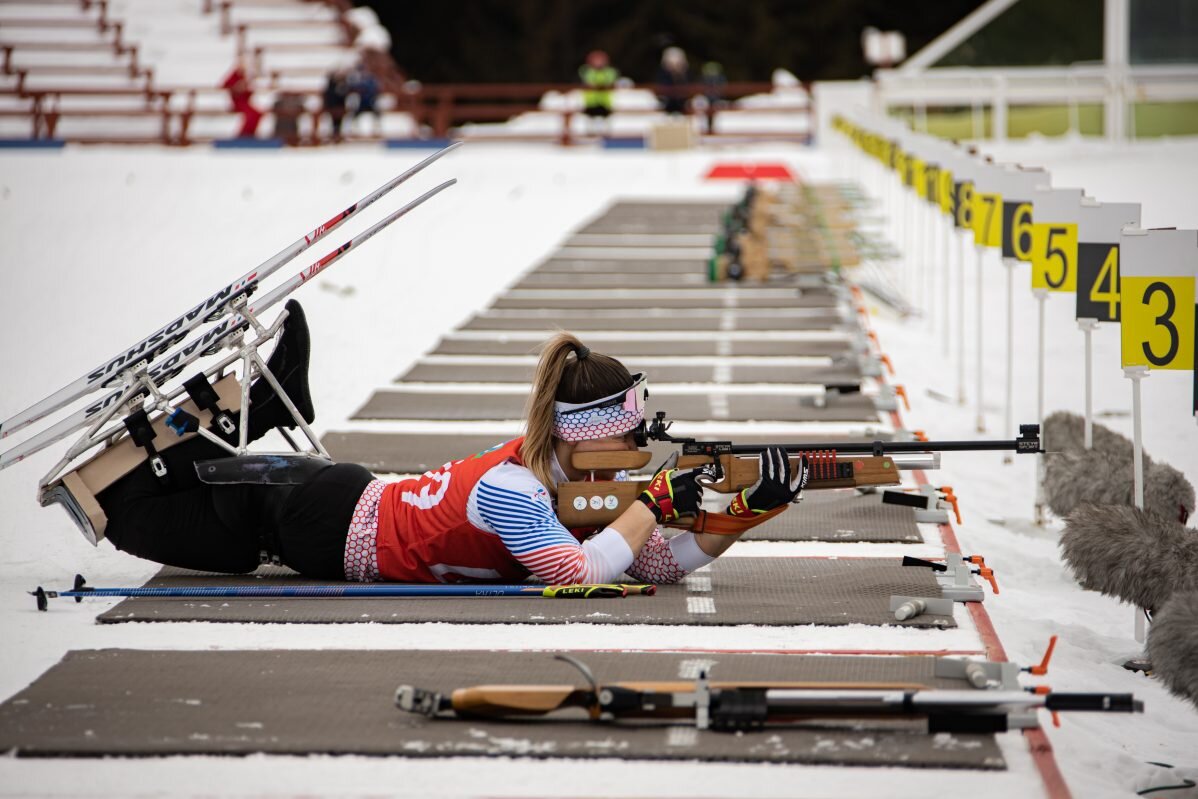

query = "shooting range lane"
(94, 558), (954, 628)
(428, 335), (858, 357)
(743, 488), (923, 543)
(0, 650), (1002, 768)
(397, 361), (866, 385)
(323, 431), (895, 477)
(351, 391), (882, 423)
(460, 309), (851, 332)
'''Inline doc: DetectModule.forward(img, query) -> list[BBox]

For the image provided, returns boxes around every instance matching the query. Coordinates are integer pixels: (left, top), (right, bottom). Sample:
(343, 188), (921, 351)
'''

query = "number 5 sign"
(1029, 188), (1085, 292)
(1120, 228), (1197, 371)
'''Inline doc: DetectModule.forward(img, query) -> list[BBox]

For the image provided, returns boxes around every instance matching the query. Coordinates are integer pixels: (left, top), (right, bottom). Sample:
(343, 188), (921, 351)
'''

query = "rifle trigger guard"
(695, 459), (724, 488)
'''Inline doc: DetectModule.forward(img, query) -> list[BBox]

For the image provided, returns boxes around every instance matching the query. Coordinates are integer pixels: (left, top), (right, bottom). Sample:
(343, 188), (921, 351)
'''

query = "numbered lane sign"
(938, 167), (955, 216)
(1119, 228), (1197, 371)
(972, 191), (1003, 248)
(954, 179), (974, 230)
(1029, 188), (1084, 292)
(1075, 201), (1141, 323)
(998, 165), (1048, 262)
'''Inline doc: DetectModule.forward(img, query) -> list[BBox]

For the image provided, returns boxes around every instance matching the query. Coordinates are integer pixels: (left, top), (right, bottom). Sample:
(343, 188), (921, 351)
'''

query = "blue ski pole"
(33, 575), (656, 610)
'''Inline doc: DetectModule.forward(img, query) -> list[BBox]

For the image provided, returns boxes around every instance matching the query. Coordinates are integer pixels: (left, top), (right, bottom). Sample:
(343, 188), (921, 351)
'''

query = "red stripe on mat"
(873, 319), (1072, 799)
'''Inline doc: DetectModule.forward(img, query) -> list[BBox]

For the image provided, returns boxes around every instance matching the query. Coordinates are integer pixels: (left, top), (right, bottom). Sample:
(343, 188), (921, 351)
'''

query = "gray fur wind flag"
(1042, 412), (1194, 523)
(1061, 504), (1198, 709)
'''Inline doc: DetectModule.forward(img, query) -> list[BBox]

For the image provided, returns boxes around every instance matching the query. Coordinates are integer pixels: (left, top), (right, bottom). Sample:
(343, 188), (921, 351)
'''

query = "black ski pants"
(97, 435), (373, 579)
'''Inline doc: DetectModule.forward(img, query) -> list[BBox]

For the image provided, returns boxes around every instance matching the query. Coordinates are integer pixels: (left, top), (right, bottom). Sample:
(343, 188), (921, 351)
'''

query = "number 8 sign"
(1120, 228), (1197, 371)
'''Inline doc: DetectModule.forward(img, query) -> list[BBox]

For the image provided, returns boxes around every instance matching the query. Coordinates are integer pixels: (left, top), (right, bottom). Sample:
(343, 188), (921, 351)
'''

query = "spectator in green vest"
(579, 50), (618, 119)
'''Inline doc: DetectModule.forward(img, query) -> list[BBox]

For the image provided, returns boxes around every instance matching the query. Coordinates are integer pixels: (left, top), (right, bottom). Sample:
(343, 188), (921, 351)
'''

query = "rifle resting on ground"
(396, 654), (1140, 734)
(558, 412), (1042, 533)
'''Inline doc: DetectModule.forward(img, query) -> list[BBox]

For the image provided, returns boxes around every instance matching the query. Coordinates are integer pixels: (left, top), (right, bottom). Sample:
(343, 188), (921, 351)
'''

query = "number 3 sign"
(1120, 228), (1197, 371)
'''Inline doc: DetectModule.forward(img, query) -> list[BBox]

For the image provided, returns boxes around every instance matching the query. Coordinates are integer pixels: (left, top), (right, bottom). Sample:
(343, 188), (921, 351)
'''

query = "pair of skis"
(0, 142), (461, 477)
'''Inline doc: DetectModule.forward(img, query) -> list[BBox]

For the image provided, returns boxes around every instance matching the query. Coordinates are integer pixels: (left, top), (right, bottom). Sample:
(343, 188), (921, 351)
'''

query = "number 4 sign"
(1075, 201), (1142, 323)
(1119, 228), (1197, 371)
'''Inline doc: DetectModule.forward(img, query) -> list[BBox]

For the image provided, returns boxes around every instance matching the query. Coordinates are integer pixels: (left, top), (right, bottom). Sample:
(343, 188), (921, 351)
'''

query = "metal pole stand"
(1125, 365), (1150, 643)
(1079, 318), (1099, 449)
(1033, 289), (1049, 525)
(974, 244), (987, 433)
(1003, 257), (1018, 463)
(957, 231), (968, 405)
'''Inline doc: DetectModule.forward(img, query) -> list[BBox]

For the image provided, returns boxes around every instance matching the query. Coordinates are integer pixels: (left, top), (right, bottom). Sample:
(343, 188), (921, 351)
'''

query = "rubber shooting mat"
(396, 361), (864, 386)
(743, 490), (923, 544)
(428, 337), (856, 358)
(321, 432), (892, 476)
(461, 310), (849, 332)
(95, 558), (951, 628)
(0, 650), (1002, 767)
(531, 259), (707, 274)
(352, 391), (880, 424)
(491, 292), (840, 310)
(515, 271), (719, 288)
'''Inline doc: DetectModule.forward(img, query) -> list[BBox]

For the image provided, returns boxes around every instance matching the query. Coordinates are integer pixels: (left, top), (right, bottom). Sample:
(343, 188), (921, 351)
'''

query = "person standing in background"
(579, 50), (618, 119)
(347, 63), (382, 137)
(655, 46), (691, 115)
(323, 69), (350, 143)
(220, 59), (262, 138)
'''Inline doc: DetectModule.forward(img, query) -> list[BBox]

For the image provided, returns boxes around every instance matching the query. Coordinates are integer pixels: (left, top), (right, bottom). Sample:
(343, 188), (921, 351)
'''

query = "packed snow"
(0, 138), (1196, 798)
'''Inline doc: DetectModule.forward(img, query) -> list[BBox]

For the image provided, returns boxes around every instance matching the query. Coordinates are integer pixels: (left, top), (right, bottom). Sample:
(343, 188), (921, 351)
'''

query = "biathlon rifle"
(557, 412), (1042, 533)
(396, 655), (1140, 735)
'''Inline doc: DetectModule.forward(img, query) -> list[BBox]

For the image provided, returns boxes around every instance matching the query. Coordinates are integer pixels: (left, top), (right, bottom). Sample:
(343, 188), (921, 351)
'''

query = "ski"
(0, 141), (462, 442)
(0, 178), (457, 472)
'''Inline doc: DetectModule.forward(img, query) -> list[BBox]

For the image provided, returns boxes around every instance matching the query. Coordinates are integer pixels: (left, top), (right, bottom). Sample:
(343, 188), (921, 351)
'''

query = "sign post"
(1119, 226), (1197, 642)
(1074, 200), (1142, 448)
(1028, 187), (1086, 523)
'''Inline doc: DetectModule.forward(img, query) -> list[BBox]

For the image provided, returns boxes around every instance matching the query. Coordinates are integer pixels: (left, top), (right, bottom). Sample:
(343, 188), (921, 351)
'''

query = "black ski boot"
(246, 299), (316, 443)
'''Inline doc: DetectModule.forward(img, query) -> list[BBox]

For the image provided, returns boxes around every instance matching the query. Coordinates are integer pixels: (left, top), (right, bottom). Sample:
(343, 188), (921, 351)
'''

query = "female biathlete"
(96, 304), (807, 586)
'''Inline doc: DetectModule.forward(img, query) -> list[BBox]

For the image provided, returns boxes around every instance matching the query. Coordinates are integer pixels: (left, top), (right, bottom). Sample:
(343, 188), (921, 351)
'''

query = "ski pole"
(0, 142), (462, 441)
(33, 576), (657, 610)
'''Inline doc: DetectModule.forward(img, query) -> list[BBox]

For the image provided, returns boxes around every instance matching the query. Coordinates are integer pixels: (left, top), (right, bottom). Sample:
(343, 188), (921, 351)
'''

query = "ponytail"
(522, 332), (633, 491)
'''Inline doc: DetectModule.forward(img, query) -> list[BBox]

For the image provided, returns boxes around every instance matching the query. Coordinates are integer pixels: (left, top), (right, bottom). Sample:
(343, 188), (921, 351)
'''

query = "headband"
(552, 373), (648, 442)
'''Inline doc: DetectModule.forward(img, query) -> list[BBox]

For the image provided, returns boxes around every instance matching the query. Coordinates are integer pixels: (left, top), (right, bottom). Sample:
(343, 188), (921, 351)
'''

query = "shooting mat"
(743, 489), (923, 543)
(95, 558), (953, 628)
(427, 336), (856, 358)
(0, 649), (1002, 768)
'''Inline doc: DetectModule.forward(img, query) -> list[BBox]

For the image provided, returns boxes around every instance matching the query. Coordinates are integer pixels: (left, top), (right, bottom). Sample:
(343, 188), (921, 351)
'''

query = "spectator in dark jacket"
(323, 69), (350, 142)
(655, 46), (691, 115)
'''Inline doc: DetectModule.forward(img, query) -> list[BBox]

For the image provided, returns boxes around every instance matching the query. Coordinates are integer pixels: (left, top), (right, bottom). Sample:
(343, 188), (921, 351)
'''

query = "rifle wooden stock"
(448, 681), (926, 719)
(558, 454), (899, 530)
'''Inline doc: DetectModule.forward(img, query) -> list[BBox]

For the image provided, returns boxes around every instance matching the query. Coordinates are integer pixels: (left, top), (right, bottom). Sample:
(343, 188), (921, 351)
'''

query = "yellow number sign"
(938, 169), (954, 216)
(912, 159), (927, 200)
(971, 192), (1002, 248)
(1121, 276), (1196, 370)
(1031, 223), (1078, 291)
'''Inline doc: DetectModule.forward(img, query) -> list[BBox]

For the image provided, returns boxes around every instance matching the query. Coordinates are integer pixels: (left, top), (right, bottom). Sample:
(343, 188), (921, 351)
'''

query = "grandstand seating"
(0, 0), (400, 144)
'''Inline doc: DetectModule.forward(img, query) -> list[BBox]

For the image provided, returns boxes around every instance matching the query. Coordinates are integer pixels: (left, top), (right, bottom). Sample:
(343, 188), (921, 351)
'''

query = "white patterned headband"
(552, 373), (648, 442)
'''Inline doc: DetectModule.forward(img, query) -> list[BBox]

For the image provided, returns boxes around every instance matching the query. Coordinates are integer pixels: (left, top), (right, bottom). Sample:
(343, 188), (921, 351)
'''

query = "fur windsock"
(1044, 448), (1194, 523)
(1059, 504), (1198, 612)
(1042, 411), (1134, 457)
(1147, 590), (1198, 710)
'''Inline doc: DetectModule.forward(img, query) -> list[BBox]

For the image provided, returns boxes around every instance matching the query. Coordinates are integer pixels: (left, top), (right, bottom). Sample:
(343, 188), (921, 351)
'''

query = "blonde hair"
(522, 332), (633, 491)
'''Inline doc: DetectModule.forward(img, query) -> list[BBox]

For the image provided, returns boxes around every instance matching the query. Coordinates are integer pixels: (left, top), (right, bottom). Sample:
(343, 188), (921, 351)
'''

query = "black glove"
(638, 453), (705, 523)
(727, 447), (809, 517)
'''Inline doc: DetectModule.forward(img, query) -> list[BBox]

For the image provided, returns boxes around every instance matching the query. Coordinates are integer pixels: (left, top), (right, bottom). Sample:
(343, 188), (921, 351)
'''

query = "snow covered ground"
(0, 137), (1196, 797)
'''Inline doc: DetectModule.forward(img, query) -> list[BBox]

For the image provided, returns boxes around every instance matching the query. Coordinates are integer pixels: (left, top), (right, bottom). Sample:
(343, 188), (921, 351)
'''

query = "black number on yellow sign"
(1044, 226), (1071, 289)
(1142, 281), (1180, 366)
(954, 182), (973, 229)
(1002, 202), (1033, 261)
